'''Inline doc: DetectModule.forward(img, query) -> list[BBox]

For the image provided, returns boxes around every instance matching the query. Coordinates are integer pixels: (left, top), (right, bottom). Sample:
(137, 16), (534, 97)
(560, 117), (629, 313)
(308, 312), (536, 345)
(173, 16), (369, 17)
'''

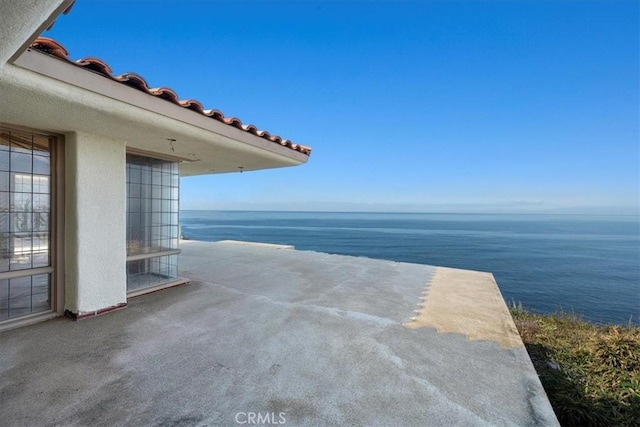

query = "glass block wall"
(126, 154), (179, 292)
(0, 128), (53, 320)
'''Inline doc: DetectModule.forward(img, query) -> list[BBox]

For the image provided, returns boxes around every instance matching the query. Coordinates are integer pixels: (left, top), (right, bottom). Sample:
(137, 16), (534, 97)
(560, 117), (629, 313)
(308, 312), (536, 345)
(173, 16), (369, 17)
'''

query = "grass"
(510, 303), (640, 426)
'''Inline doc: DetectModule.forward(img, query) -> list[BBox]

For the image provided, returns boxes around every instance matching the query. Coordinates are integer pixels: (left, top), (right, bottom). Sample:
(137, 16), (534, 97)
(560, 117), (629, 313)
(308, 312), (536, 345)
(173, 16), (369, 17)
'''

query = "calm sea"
(180, 211), (640, 325)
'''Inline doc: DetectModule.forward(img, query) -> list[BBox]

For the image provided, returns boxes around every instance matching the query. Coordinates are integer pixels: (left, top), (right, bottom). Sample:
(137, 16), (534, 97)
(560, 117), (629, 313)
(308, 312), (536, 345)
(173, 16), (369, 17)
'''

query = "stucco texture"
(64, 131), (126, 314)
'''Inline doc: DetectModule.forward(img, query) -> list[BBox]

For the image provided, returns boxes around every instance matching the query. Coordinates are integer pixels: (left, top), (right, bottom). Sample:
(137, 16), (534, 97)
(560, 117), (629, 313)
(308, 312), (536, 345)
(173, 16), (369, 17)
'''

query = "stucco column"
(64, 131), (127, 316)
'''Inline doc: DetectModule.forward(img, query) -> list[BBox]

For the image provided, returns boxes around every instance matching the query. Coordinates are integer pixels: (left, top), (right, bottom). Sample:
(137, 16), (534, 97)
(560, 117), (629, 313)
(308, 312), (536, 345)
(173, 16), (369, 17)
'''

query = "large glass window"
(0, 127), (54, 320)
(126, 154), (179, 292)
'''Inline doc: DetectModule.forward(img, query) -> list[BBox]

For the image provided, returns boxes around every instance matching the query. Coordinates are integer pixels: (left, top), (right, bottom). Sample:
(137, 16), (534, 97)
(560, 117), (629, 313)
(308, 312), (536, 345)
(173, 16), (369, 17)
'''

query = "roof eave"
(8, 49), (309, 174)
(4, 0), (75, 64)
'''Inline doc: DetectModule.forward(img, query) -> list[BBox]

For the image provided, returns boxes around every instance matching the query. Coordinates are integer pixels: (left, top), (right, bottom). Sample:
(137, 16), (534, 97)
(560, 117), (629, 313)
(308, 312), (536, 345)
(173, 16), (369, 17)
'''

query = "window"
(0, 127), (54, 321)
(126, 154), (179, 292)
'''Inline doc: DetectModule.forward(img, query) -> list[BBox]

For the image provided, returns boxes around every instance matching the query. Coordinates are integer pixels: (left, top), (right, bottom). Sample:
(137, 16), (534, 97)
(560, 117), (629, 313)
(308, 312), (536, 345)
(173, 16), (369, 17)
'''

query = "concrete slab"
(0, 241), (558, 426)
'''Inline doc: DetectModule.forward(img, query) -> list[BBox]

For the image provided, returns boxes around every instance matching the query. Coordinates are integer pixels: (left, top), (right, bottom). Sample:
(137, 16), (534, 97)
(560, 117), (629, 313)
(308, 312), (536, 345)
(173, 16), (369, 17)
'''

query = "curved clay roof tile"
(203, 109), (226, 121)
(242, 124), (259, 135)
(116, 73), (151, 92)
(178, 99), (205, 113)
(222, 117), (244, 129)
(257, 130), (271, 139)
(30, 37), (68, 59)
(75, 57), (113, 76)
(150, 87), (180, 104)
(28, 37), (311, 155)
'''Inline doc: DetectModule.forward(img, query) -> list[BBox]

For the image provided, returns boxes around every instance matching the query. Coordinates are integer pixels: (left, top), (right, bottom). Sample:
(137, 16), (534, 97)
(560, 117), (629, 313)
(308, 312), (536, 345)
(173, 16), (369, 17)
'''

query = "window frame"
(0, 124), (64, 330)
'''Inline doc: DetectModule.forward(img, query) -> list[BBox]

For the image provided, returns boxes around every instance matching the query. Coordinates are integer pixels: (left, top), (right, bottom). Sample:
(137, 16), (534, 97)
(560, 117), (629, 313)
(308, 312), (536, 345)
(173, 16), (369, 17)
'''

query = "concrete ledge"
(213, 240), (295, 249)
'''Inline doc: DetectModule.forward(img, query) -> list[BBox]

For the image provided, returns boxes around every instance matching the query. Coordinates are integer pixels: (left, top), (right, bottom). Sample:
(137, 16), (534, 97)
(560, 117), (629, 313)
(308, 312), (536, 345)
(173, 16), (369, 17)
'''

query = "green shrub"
(510, 305), (640, 426)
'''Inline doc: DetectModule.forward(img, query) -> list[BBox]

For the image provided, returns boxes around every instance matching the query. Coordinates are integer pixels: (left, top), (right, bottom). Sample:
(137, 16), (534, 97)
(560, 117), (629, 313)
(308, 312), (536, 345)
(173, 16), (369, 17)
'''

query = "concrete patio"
(0, 240), (558, 426)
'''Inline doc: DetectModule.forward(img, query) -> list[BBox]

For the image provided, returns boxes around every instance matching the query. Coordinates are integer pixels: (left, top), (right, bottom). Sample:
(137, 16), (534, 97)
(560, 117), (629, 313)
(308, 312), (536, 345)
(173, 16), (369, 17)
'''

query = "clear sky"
(47, 0), (639, 213)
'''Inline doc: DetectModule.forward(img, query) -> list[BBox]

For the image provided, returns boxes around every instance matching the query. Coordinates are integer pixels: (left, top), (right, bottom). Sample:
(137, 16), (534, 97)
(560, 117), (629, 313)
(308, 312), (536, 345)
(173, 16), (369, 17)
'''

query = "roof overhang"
(0, 0), (310, 176)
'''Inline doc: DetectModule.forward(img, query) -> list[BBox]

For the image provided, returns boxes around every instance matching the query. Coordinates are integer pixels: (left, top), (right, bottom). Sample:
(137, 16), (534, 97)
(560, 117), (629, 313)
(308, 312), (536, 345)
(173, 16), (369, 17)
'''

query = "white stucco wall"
(65, 131), (127, 315)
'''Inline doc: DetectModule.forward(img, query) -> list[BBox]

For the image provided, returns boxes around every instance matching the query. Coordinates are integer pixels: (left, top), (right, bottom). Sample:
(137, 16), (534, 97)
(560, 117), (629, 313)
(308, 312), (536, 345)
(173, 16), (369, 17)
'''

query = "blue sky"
(48, 0), (639, 213)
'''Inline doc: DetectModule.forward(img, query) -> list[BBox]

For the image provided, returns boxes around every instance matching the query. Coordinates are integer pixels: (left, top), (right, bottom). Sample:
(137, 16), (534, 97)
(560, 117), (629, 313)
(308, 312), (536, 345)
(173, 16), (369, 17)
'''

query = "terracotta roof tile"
(28, 37), (311, 156)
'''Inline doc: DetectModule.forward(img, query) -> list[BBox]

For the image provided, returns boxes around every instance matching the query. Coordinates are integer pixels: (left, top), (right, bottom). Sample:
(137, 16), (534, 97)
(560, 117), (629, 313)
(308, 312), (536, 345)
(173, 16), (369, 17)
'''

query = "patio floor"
(0, 240), (558, 426)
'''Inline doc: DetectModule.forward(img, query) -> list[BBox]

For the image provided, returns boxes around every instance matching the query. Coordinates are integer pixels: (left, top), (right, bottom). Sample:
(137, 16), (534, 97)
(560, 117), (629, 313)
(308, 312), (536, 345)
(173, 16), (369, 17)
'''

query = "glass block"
(160, 185), (170, 199)
(141, 169), (151, 185)
(130, 183), (141, 199)
(151, 185), (161, 199)
(151, 170), (161, 185)
(126, 154), (179, 292)
(128, 165), (141, 184)
(128, 197), (141, 213)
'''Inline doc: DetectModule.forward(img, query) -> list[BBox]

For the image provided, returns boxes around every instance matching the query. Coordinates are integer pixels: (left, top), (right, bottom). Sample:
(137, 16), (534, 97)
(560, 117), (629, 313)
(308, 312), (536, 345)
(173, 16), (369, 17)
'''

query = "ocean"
(180, 210), (640, 326)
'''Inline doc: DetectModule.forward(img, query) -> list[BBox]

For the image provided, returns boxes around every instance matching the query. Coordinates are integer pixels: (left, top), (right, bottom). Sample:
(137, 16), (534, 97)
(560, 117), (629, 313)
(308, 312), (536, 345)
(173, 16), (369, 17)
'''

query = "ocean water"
(180, 211), (640, 325)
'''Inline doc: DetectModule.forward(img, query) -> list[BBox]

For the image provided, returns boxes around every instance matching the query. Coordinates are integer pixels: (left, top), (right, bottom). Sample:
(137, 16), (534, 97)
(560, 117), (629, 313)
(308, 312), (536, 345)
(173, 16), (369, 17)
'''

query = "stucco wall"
(65, 132), (127, 314)
(0, 0), (69, 64)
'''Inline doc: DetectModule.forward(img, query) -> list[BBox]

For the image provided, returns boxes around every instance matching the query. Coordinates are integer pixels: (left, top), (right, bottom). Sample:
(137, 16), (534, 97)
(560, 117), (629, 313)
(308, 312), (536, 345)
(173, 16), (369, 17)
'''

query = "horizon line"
(179, 208), (640, 216)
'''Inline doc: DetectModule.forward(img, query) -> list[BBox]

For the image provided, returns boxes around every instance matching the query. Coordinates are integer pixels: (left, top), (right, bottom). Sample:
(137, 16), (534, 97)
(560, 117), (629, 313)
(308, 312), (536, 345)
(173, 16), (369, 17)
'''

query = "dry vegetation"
(510, 304), (640, 426)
